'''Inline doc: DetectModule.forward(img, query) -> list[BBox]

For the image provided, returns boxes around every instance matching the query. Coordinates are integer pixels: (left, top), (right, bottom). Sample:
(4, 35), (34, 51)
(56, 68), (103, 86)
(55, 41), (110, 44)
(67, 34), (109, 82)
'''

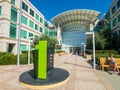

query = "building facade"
(52, 9), (100, 53)
(0, 0), (58, 54)
(110, 0), (120, 35)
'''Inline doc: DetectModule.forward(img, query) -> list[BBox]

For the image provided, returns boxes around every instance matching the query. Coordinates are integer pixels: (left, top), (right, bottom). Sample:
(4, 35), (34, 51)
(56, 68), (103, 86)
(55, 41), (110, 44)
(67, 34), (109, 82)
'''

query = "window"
(22, 2), (28, 12)
(35, 24), (38, 30)
(30, 8), (34, 17)
(44, 21), (49, 27)
(29, 33), (33, 37)
(40, 27), (43, 33)
(29, 20), (34, 28)
(0, 6), (1, 15)
(20, 44), (26, 52)
(40, 17), (43, 23)
(21, 30), (27, 38)
(112, 18), (117, 27)
(118, 14), (120, 22)
(10, 23), (16, 38)
(35, 13), (39, 20)
(11, 6), (17, 22)
(8, 44), (14, 53)
(112, 5), (116, 14)
(119, 30), (120, 37)
(11, 0), (15, 5)
(117, 0), (120, 9)
(22, 15), (28, 25)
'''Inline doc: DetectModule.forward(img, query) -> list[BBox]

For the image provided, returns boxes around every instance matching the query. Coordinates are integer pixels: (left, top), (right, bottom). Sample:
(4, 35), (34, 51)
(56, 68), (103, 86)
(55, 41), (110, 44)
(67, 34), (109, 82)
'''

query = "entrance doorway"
(8, 44), (15, 53)
(69, 47), (80, 55)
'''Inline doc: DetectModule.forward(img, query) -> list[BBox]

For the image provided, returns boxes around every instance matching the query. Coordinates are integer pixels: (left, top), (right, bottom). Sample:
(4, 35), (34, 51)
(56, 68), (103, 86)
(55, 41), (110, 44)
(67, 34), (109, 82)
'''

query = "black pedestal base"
(19, 68), (69, 89)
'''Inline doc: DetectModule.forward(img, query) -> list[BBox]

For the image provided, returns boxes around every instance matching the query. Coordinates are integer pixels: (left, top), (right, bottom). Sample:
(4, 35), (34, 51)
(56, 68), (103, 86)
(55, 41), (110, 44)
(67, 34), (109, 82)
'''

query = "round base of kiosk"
(19, 68), (69, 89)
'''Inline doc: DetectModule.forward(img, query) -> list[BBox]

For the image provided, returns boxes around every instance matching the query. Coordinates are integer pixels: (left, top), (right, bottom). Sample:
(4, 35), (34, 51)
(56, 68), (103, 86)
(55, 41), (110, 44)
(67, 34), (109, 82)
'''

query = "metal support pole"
(84, 44), (86, 58)
(17, 0), (23, 66)
(28, 38), (30, 65)
(92, 31), (96, 69)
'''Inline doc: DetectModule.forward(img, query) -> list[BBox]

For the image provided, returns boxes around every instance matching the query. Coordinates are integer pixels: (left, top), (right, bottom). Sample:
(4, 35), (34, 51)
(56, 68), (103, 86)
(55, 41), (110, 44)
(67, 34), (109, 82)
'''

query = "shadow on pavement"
(64, 62), (92, 69)
(87, 59), (100, 70)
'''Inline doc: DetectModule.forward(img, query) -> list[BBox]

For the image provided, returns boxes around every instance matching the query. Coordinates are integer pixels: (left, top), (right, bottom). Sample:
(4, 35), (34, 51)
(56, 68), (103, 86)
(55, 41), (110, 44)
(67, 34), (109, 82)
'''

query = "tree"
(111, 33), (120, 50)
(86, 31), (106, 50)
(33, 34), (58, 49)
(102, 29), (113, 49)
(95, 32), (106, 50)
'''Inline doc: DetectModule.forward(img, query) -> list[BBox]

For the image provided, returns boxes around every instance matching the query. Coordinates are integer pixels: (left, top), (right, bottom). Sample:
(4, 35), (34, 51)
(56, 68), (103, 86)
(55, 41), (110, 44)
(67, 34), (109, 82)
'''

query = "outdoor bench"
(100, 58), (120, 71)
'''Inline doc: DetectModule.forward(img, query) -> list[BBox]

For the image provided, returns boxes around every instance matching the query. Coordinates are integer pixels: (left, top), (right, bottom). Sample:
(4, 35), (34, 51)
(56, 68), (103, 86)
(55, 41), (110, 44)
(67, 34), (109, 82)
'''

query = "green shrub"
(0, 52), (33, 65)
(19, 53), (33, 64)
(0, 52), (17, 65)
(86, 50), (92, 54)
(95, 51), (120, 65)
(95, 50), (119, 54)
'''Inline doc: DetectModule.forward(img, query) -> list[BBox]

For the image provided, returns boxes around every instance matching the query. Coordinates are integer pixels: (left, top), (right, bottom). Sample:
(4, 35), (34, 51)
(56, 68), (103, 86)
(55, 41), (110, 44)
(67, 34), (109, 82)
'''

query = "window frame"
(10, 6), (17, 22)
(30, 8), (34, 17)
(11, 0), (15, 5)
(22, 15), (28, 25)
(10, 23), (17, 38)
(22, 2), (28, 12)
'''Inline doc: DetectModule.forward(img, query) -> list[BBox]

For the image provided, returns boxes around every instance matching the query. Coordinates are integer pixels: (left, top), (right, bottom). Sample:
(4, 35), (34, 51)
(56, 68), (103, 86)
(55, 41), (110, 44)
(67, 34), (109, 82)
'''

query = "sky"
(29, 0), (113, 22)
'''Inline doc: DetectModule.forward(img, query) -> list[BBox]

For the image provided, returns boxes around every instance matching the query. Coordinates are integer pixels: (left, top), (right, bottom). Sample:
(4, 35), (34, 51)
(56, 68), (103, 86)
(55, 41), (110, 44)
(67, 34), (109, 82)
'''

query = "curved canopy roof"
(51, 9), (100, 30)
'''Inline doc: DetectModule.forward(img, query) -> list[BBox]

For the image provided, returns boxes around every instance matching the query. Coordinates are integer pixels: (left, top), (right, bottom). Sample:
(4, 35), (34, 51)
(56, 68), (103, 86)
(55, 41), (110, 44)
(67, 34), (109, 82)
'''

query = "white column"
(17, 0), (23, 66)
(92, 31), (96, 69)
(28, 38), (30, 65)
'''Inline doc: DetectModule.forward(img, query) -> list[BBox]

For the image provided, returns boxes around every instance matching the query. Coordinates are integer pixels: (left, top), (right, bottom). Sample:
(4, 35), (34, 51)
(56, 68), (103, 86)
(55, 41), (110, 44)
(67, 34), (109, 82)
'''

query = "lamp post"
(17, 0), (23, 66)
(85, 24), (96, 69)
(81, 43), (86, 57)
(83, 44), (86, 58)
(28, 37), (34, 65)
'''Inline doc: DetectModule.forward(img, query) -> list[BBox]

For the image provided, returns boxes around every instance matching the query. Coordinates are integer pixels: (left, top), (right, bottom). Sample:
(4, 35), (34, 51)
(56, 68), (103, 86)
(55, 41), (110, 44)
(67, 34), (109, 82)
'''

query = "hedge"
(0, 52), (33, 65)
(95, 53), (120, 65)
(88, 50), (120, 65)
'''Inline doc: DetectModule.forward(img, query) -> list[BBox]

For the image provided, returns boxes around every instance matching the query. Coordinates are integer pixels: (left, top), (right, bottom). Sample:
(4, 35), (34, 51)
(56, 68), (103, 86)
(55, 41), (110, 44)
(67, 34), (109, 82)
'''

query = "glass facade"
(62, 24), (87, 52)
(11, 6), (17, 22)
(62, 31), (86, 46)
(10, 23), (16, 38)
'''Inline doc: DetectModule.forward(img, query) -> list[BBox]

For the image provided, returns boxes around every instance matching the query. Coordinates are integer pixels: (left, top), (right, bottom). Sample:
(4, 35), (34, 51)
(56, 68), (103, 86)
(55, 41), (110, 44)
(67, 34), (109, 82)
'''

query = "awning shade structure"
(51, 9), (100, 31)
(51, 9), (100, 52)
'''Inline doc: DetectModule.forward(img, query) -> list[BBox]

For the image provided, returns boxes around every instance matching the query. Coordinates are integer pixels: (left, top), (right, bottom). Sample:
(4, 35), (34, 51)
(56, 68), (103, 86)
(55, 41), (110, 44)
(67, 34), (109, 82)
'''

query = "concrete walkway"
(0, 54), (117, 90)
